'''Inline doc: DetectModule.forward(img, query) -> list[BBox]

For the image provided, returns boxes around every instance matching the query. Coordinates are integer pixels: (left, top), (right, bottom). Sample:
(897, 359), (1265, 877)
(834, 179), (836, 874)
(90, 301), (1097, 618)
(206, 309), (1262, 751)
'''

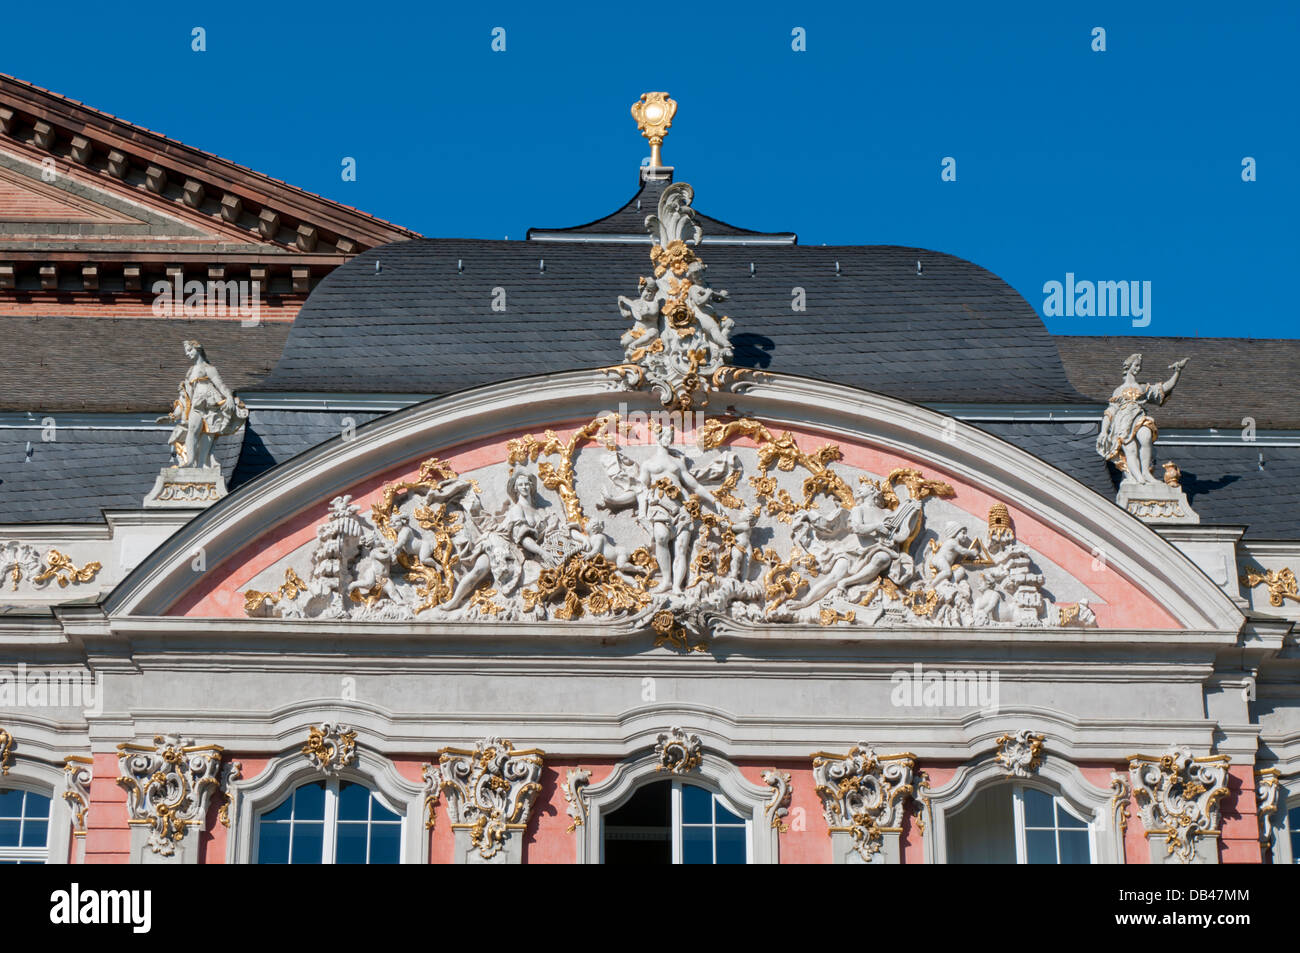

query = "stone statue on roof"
(144, 340), (248, 507)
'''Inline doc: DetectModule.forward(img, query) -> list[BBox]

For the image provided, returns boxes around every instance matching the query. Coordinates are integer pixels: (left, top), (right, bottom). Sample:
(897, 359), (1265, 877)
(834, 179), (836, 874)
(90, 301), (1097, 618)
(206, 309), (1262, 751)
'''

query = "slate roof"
(0, 425), (241, 522)
(230, 409), (380, 489)
(260, 238), (1086, 404)
(527, 177), (792, 241)
(1055, 336), (1300, 430)
(0, 317), (290, 412)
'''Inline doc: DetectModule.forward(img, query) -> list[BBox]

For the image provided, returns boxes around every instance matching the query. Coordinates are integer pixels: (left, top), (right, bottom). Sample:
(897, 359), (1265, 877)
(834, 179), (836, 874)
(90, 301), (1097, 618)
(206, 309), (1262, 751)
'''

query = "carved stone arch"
(576, 749), (777, 864)
(922, 753), (1123, 864)
(226, 742), (427, 864)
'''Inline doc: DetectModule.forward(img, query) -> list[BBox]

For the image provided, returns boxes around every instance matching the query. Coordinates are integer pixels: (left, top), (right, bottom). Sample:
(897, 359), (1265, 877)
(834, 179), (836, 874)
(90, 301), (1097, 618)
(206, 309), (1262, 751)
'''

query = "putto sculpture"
(145, 340), (249, 507)
(1096, 353), (1196, 523)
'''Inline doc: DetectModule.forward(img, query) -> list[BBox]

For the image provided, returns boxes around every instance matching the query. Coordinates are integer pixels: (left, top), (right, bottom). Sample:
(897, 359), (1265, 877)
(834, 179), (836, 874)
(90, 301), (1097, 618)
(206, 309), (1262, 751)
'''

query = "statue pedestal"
(1117, 479), (1198, 525)
(143, 466), (227, 508)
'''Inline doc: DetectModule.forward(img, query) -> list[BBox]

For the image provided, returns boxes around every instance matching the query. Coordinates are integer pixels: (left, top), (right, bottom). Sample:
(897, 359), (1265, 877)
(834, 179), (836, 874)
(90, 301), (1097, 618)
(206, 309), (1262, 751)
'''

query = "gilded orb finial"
(631, 92), (677, 168)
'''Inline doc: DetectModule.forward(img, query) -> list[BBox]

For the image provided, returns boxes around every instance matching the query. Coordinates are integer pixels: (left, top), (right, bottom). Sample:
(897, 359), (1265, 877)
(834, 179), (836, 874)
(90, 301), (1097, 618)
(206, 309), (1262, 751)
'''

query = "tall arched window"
(602, 779), (750, 864)
(947, 782), (1094, 864)
(256, 779), (402, 864)
(0, 786), (52, 864)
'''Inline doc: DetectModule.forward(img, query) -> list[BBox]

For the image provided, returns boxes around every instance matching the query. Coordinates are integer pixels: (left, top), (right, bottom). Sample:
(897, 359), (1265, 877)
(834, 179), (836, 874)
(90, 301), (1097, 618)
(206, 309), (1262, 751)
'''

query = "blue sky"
(3, 1), (1295, 338)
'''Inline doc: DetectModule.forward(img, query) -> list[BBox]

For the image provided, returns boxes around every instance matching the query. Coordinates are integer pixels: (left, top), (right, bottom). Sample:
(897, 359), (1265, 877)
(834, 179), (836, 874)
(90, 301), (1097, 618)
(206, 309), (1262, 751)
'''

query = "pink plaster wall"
(170, 417), (1179, 630)
(83, 751), (130, 864)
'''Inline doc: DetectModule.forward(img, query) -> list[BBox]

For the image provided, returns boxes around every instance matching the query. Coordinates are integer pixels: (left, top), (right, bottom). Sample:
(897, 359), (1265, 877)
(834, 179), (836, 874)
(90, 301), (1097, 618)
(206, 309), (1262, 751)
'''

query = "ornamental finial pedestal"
(631, 92), (677, 173)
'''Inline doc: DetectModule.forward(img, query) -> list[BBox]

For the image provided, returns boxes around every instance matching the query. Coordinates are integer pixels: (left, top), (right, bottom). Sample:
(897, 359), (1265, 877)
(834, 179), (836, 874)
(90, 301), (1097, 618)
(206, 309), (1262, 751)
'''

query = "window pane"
(0, 789), (24, 816)
(258, 820), (290, 863)
(337, 782), (371, 822)
(21, 793), (50, 849)
(681, 784), (712, 825)
(293, 782), (327, 820)
(370, 822), (401, 864)
(681, 824), (712, 864)
(0, 819), (18, 847)
(716, 824), (746, 864)
(335, 822), (369, 864)
(1288, 806), (1300, 863)
(289, 821), (324, 864)
(1055, 802), (1087, 829)
(1059, 830), (1090, 864)
(715, 800), (745, 825)
(371, 799), (400, 823)
(1023, 788), (1054, 828)
(1025, 828), (1057, 864)
(263, 794), (295, 823)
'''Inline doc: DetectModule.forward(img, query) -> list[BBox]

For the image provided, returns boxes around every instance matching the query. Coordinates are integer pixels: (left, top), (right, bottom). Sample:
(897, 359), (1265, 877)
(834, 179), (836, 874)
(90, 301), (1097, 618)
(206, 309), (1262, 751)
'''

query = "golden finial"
(631, 92), (677, 168)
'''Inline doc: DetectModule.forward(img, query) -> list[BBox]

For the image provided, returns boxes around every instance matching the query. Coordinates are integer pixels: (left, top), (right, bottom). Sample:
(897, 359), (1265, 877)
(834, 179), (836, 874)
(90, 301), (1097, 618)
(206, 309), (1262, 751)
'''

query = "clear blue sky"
(4, 1), (1295, 338)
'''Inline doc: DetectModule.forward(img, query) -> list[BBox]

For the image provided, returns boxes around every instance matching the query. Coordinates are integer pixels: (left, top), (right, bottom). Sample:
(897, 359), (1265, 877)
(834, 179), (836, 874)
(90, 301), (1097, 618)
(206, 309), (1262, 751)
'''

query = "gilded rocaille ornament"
(1128, 747), (1230, 863)
(1241, 566), (1299, 607)
(761, 770), (793, 833)
(435, 736), (544, 860)
(116, 734), (228, 856)
(811, 745), (916, 861)
(239, 411), (1092, 637)
(994, 729), (1045, 778)
(301, 723), (357, 775)
(63, 756), (93, 835)
(0, 541), (101, 591)
(630, 92), (677, 168)
(562, 767), (591, 834)
(655, 727), (704, 775)
(0, 726), (13, 775)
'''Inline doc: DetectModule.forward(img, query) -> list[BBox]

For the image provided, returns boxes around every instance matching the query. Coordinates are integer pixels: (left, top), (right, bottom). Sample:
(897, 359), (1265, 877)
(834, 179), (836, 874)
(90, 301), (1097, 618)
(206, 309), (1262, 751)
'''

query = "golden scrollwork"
(818, 607), (856, 626)
(243, 567), (307, 614)
(302, 724), (357, 774)
(651, 609), (708, 653)
(699, 418), (855, 515)
(0, 727), (12, 775)
(1241, 566), (1300, 607)
(754, 545), (816, 613)
(507, 414), (619, 530)
(32, 550), (102, 587)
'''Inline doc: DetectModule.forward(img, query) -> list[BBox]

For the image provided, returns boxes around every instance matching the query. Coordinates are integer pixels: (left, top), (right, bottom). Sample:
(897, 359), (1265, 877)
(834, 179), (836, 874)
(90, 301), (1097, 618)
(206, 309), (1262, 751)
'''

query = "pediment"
(108, 372), (1244, 645)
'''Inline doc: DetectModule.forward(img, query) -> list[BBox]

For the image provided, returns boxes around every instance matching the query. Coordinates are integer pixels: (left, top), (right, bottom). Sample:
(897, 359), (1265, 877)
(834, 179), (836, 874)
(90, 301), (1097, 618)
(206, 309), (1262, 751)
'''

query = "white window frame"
(670, 779), (753, 865)
(226, 746), (427, 865)
(576, 748), (778, 864)
(0, 784), (54, 864)
(923, 754), (1123, 864)
(254, 777), (405, 865)
(1010, 782), (1097, 864)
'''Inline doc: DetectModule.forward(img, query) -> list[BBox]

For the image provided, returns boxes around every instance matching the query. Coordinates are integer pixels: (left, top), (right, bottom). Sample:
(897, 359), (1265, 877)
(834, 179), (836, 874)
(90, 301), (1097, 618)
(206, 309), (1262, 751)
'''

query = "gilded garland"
(242, 411), (1096, 645)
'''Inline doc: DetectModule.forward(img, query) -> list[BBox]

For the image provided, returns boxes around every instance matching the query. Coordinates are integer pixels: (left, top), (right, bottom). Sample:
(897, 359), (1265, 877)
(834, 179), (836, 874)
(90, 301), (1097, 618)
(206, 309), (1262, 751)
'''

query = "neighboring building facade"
(1, 90), (1298, 865)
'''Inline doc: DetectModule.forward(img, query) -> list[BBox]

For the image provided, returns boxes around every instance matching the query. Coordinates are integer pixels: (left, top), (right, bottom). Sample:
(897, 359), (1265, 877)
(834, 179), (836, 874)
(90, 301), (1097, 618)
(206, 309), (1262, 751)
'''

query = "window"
(0, 787), (51, 864)
(603, 779), (750, 864)
(947, 783), (1093, 864)
(256, 780), (402, 864)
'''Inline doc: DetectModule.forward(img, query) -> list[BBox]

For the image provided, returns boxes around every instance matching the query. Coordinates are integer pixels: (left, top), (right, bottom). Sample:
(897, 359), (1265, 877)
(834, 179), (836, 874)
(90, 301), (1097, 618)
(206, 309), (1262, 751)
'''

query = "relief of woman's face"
(183, 342), (196, 359)
(513, 473), (534, 500)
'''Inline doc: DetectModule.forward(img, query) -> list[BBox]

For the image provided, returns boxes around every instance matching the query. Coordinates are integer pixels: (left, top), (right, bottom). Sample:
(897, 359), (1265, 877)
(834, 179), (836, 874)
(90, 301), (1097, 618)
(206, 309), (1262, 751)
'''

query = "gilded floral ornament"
(655, 727), (703, 775)
(436, 736), (544, 860)
(1109, 773), (1132, 838)
(422, 763), (441, 831)
(606, 182), (754, 410)
(761, 769), (793, 832)
(812, 745), (915, 861)
(1240, 566), (1299, 607)
(0, 541), (101, 591)
(0, 726), (12, 775)
(116, 734), (227, 856)
(562, 767), (591, 834)
(994, 730), (1045, 778)
(302, 723), (357, 775)
(237, 410), (1090, 635)
(63, 756), (93, 834)
(1128, 746), (1230, 863)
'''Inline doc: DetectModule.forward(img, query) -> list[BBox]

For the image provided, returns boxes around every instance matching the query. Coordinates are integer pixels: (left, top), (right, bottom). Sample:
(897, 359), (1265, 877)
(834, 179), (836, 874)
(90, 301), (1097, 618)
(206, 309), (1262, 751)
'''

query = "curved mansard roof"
(260, 176), (1084, 404)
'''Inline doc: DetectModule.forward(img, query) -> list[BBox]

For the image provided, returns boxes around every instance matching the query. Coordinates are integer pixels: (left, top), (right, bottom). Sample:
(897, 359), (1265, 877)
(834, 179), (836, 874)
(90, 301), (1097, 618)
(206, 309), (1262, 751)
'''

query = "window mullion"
(322, 780), (340, 864)
(671, 781), (682, 865)
(1012, 785), (1027, 864)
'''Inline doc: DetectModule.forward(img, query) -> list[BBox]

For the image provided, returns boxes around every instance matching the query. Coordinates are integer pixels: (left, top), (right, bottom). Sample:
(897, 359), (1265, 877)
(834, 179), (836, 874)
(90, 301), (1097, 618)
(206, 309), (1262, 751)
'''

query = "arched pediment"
(105, 370), (1243, 641)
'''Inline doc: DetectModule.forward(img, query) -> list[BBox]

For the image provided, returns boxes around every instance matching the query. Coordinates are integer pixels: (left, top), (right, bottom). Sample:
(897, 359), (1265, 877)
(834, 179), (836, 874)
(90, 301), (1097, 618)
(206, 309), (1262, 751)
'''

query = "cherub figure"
(618, 277), (663, 353)
(925, 522), (984, 585)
